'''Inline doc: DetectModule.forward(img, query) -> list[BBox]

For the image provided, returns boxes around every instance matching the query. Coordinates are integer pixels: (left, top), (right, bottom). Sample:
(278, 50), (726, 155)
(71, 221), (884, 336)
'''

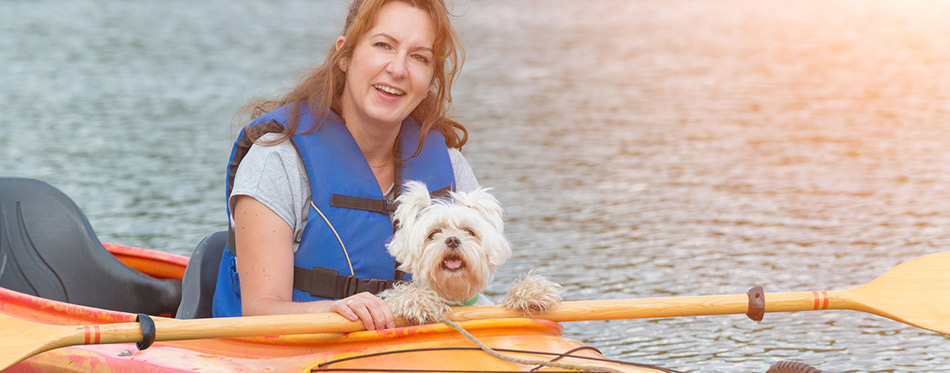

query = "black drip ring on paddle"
(135, 313), (156, 350)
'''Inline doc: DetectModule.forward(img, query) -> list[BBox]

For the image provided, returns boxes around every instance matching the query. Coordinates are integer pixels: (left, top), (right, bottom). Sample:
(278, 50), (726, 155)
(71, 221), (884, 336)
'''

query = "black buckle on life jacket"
(293, 265), (403, 299)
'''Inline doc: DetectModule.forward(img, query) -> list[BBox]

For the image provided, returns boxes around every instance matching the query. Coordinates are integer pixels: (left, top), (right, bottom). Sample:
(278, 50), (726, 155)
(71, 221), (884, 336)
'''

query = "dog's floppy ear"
(452, 187), (504, 234)
(387, 181), (433, 272)
(452, 187), (511, 266)
(393, 181), (432, 229)
(386, 233), (415, 273)
(483, 229), (512, 267)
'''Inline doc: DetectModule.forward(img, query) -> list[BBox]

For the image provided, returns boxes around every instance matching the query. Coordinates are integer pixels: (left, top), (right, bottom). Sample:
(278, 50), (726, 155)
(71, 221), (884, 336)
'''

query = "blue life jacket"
(212, 104), (455, 317)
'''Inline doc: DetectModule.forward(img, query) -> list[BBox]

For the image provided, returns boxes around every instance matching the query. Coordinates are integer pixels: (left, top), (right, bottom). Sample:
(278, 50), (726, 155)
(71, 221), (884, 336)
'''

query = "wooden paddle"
(450, 250), (950, 333)
(2, 251), (948, 370)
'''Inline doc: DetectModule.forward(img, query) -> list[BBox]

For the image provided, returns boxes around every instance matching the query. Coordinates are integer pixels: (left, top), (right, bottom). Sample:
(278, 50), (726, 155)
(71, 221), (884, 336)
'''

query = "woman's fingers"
(331, 298), (360, 322)
(333, 293), (396, 330)
(366, 296), (396, 329)
(349, 298), (377, 330)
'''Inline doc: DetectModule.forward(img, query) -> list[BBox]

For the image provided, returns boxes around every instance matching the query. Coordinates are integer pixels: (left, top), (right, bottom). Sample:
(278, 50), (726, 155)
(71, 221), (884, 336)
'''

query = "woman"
(211, 0), (479, 331)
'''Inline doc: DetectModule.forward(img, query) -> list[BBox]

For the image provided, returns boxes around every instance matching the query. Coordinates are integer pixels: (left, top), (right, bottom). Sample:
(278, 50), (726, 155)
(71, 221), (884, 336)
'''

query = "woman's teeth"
(374, 85), (404, 96)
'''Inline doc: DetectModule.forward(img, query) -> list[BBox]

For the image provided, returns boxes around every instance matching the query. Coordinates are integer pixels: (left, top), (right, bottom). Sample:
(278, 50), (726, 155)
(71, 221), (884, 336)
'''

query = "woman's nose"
(386, 53), (408, 78)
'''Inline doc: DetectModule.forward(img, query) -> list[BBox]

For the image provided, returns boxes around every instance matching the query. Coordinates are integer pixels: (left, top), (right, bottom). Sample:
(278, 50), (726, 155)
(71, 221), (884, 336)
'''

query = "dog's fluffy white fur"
(380, 181), (562, 325)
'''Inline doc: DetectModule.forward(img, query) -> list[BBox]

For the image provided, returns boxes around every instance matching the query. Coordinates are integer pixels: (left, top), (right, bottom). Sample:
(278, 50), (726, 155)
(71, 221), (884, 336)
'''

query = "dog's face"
(387, 181), (511, 303)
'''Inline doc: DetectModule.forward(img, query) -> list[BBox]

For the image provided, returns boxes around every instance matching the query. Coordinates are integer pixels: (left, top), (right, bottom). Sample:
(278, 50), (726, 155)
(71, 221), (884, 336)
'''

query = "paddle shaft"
(451, 290), (858, 322)
(63, 290), (882, 343)
(22, 296), (759, 350)
(57, 312), (367, 346)
(24, 291), (847, 352)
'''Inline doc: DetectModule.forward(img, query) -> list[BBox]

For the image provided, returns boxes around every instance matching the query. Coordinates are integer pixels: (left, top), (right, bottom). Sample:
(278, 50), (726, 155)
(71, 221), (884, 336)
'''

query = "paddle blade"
(845, 251), (950, 335)
(0, 314), (80, 370)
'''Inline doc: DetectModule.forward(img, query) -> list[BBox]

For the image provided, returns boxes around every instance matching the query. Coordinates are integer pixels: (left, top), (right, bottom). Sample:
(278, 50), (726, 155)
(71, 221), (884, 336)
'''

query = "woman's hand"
(332, 292), (396, 330)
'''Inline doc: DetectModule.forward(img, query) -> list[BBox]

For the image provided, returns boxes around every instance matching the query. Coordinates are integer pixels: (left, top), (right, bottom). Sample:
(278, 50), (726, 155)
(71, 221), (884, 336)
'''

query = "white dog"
(381, 181), (562, 325)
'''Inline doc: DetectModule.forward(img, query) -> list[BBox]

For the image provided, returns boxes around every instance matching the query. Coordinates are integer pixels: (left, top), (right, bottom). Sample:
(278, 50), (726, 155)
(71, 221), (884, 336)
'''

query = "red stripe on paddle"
(812, 291), (830, 310)
(83, 325), (101, 344)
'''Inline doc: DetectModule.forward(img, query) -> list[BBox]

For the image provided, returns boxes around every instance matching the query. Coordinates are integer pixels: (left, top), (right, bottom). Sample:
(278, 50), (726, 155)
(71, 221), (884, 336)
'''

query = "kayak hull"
(1, 244), (663, 372)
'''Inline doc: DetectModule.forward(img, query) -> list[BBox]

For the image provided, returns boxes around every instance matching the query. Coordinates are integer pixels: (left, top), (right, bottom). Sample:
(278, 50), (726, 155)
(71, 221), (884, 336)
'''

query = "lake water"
(3, 0), (949, 371)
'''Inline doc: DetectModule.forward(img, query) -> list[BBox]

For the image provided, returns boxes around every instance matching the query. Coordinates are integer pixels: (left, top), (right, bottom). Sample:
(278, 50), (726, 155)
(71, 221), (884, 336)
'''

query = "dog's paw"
(380, 282), (452, 325)
(502, 271), (563, 315)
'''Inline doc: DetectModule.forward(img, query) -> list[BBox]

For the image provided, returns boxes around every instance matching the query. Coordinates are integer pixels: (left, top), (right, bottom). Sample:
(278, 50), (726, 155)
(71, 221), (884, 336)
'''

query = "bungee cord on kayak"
(313, 317), (687, 373)
(439, 317), (624, 373)
(315, 346), (684, 373)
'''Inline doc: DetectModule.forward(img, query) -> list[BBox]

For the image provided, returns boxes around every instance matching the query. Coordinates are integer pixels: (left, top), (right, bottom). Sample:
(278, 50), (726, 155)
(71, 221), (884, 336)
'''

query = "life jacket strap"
(330, 185), (456, 214)
(330, 194), (391, 214)
(293, 265), (406, 299)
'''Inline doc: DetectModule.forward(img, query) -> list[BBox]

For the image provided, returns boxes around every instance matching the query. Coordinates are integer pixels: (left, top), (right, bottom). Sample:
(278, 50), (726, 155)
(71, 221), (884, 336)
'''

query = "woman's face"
(338, 1), (436, 131)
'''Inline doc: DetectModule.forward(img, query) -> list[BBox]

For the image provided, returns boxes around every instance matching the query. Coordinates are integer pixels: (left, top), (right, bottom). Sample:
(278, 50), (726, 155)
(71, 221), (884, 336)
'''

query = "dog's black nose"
(445, 236), (460, 249)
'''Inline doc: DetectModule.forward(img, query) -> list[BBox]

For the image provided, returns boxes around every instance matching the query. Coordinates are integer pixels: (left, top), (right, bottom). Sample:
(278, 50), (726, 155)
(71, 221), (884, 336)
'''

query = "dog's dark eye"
(427, 229), (440, 241)
(464, 228), (477, 238)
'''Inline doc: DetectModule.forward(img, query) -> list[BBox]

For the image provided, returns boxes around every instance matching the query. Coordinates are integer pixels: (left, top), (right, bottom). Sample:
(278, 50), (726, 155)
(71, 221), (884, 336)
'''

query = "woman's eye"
(374, 42), (392, 50)
(412, 54), (430, 64)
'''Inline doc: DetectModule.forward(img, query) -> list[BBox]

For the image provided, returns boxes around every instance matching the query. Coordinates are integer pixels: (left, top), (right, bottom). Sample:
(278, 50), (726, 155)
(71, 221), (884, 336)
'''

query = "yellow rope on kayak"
(439, 318), (623, 373)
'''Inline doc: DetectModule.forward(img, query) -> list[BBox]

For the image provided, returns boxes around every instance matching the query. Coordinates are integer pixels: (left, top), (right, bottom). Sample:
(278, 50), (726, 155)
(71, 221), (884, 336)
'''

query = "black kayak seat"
(176, 230), (226, 319)
(0, 177), (181, 316)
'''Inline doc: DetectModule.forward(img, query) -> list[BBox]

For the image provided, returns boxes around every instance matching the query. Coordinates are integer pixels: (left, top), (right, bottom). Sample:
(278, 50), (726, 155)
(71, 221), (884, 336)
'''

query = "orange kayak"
(1, 243), (671, 372)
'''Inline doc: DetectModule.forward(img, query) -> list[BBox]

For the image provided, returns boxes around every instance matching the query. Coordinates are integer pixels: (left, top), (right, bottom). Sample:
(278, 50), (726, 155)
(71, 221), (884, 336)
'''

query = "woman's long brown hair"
(240, 0), (467, 157)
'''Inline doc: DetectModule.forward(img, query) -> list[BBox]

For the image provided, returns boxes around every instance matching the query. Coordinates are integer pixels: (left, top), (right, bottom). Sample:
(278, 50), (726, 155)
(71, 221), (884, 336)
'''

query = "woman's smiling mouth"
(374, 84), (405, 96)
